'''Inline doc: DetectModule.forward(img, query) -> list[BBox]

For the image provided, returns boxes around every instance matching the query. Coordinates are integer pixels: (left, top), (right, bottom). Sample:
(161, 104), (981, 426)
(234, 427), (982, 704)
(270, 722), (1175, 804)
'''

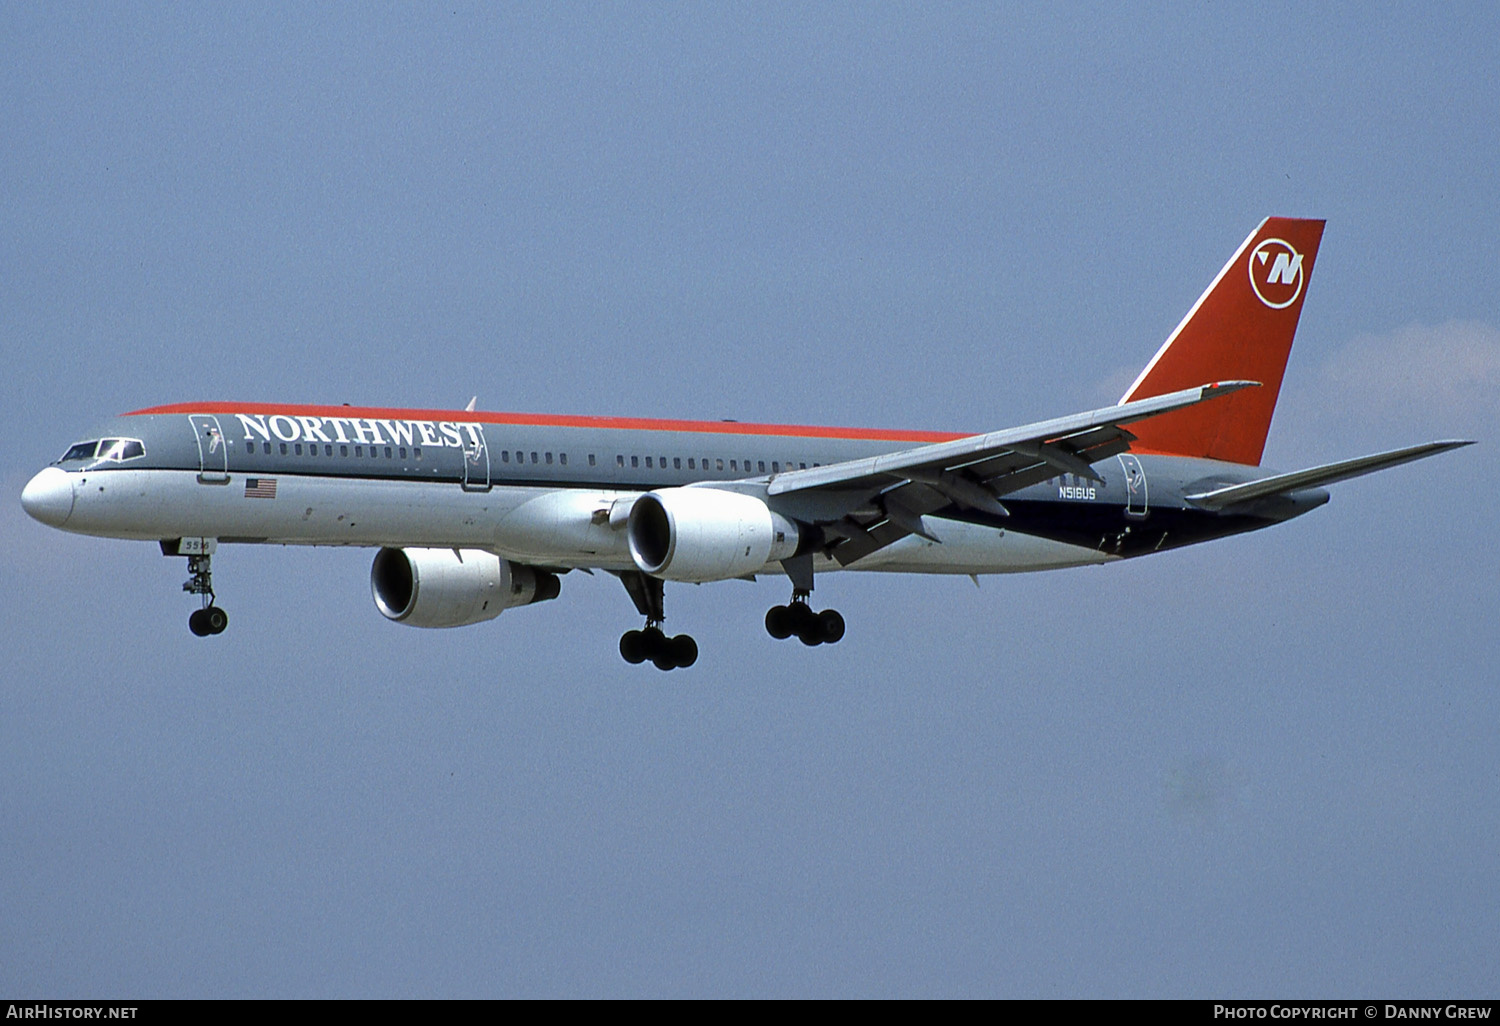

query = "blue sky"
(2, 4), (1496, 997)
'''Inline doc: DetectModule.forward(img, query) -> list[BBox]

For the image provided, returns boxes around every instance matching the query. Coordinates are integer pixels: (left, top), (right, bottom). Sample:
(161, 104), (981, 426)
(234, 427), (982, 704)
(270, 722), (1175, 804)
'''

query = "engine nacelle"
(627, 488), (799, 582)
(370, 547), (560, 628)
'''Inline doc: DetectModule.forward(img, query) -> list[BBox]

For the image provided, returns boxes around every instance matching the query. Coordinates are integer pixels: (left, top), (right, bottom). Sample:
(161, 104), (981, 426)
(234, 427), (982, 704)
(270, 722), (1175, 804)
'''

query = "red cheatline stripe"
(124, 402), (967, 444)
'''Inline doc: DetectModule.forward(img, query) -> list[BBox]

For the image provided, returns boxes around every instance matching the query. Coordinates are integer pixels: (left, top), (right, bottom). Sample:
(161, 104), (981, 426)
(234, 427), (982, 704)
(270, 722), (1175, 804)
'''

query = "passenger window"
(545, 452), (553, 465)
(340, 445), (349, 457)
(588, 454), (596, 467)
(799, 462), (806, 469)
(385, 446), (393, 458)
(516, 451), (524, 464)
(674, 457), (681, 470)
(659, 456), (666, 468)
(280, 443), (288, 456)
(399, 447), (407, 459)
(688, 458), (696, 470)
(414, 447), (422, 459)
(645, 457), (653, 468)
(355, 446), (363, 457)
(716, 458), (724, 471)
(758, 461), (766, 473)
(325, 444), (333, 456)
(631, 456), (639, 468)
(295, 443), (304, 455)
(501, 451), (509, 463)
(559, 453), (567, 466)
(531, 452), (538, 464)
(616, 455), (624, 467)
(772, 461), (779, 472)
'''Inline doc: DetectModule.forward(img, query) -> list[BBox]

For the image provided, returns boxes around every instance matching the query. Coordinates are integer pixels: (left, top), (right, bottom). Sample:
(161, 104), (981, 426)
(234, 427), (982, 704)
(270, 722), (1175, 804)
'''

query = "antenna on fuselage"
(464, 396), (477, 412)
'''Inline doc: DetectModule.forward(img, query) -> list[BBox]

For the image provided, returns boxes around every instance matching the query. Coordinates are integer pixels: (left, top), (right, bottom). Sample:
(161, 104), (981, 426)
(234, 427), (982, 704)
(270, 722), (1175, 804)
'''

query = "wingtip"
(1205, 379), (1261, 394)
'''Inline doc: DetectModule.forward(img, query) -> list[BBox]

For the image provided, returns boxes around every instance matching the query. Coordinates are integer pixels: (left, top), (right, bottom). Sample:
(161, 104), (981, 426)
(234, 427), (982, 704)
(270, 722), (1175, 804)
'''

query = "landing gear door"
(462, 427), (491, 492)
(189, 415), (230, 484)
(1118, 453), (1148, 518)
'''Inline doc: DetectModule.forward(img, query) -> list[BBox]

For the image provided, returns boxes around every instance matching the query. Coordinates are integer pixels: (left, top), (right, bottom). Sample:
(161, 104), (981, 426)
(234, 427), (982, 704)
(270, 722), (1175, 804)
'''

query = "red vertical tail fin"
(1120, 217), (1325, 466)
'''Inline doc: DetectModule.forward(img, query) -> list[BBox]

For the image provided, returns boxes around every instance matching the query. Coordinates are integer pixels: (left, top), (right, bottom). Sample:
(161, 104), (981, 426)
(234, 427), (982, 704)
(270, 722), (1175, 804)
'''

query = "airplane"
(20, 217), (1471, 670)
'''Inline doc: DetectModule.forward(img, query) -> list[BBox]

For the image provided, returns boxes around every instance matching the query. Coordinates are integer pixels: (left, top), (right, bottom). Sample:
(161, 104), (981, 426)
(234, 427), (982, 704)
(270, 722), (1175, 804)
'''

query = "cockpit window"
(61, 441), (99, 461)
(59, 438), (145, 463)
(98, 438), (146, 461)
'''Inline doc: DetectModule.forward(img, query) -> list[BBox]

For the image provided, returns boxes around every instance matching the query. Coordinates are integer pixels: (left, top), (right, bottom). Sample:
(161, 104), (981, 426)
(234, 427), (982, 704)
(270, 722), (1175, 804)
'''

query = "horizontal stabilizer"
(1184, 440), (1473, 510)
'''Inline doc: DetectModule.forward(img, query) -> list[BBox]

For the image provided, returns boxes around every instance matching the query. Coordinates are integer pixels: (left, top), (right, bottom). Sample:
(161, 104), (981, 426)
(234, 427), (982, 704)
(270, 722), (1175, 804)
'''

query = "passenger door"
(462, 428), (491, 492)
(189, 415), (230, 484)
(1118, 453), (1148, 518)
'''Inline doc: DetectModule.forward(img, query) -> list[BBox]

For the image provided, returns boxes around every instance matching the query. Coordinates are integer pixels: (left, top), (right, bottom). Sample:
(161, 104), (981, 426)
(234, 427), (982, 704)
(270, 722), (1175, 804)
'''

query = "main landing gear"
(620, 626), (698, 671)
(182, 552), (228, 637)
(765, 593), (845, 647)
(616, 571), (697, 671)
(765, 554), (845, 647)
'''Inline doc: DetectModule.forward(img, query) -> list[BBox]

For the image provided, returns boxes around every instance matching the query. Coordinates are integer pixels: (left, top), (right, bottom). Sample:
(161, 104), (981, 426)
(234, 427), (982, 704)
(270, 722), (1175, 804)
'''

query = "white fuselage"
(44, 465), (1117, 576)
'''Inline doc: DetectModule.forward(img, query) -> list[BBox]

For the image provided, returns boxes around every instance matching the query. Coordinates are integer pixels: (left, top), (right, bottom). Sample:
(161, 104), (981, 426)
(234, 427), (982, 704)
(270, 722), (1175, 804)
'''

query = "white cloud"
(1314, 320), (1500, 425)
(1272, 320), (1497, 463)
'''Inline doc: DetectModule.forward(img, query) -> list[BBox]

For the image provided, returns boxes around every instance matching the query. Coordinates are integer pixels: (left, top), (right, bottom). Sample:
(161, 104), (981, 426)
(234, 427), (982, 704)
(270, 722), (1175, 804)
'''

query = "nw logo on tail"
(1249, 239), (1305, 309)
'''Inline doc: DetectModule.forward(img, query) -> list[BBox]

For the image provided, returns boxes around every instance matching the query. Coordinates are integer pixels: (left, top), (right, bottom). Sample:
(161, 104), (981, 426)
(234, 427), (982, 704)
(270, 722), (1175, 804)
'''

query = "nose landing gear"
(181, 549), (228, 636)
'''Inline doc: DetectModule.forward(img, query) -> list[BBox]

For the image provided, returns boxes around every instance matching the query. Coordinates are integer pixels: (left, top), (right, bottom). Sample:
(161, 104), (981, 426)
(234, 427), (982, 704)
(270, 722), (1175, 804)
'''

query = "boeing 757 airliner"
(21, 218), (1470, 669)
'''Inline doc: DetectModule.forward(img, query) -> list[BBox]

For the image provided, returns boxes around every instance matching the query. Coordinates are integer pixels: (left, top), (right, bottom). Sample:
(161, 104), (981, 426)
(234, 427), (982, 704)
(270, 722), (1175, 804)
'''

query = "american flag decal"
(244, 477), (277, 499)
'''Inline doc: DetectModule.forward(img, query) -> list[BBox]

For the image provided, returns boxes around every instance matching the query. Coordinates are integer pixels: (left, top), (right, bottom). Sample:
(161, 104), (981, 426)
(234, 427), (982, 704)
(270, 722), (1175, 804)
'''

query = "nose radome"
(21, 467), (75, 527)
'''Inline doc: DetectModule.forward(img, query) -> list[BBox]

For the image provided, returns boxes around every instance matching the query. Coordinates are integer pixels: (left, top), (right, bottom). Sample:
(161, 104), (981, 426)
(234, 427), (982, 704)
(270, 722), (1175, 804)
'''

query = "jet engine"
(370, 547), (560, 628)
(627, 488), (799, 582)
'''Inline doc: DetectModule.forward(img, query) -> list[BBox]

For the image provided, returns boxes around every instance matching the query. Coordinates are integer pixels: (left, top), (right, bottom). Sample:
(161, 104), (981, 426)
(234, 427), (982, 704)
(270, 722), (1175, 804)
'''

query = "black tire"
(765, 605), (792, 639)
(620, 630), (647, 664)
(206, 607), (229, 635)
(789, 602), (817, 633)
(792, 602), (822, 646)
(818, 609), (845, 644)
(670, 634), (698, 669)
(188, 609), (211, 637)
(641, 626), (666, 658)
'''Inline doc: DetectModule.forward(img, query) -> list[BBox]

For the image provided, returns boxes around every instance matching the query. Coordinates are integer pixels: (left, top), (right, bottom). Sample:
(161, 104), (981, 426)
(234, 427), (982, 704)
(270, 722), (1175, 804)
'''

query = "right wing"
(766, 380), (1256, 565)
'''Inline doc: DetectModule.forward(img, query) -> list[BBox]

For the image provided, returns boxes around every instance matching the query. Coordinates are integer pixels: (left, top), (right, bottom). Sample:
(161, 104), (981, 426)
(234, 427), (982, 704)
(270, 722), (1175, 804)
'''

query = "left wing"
(766, 380), (1255, 565)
